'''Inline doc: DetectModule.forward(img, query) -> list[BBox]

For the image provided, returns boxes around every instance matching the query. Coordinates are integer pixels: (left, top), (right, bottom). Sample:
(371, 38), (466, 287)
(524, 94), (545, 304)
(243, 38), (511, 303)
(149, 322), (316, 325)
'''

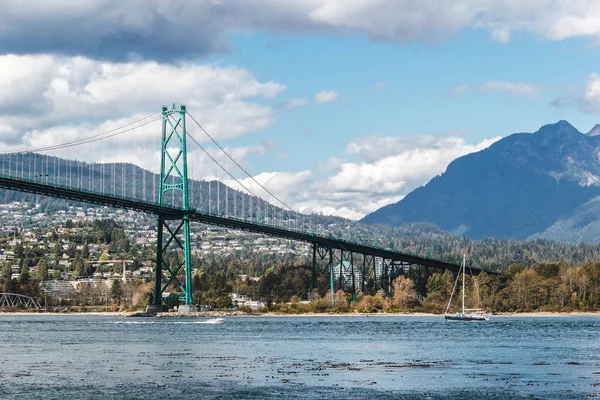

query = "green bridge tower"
(147, 105), (198, 313)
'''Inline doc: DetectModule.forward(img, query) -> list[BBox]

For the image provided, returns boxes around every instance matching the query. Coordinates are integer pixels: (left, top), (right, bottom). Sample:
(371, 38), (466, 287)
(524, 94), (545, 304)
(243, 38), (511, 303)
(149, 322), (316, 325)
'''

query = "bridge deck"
(0, 175), (495, 275)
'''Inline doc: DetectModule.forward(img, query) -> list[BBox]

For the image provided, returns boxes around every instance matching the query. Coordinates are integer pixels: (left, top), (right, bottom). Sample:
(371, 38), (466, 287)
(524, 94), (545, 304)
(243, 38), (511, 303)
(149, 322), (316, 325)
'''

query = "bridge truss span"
(0, 293), (42, 310)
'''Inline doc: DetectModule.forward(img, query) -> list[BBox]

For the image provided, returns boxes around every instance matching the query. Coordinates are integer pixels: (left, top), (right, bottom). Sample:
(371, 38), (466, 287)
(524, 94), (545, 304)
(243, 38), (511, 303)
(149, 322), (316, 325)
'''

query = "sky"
(3, 1), (600, 220)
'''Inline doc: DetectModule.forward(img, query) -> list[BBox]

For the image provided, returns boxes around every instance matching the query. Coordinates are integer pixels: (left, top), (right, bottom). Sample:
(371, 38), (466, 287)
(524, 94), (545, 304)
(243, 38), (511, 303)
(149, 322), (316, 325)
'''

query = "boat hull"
(445, 315), (489, 321)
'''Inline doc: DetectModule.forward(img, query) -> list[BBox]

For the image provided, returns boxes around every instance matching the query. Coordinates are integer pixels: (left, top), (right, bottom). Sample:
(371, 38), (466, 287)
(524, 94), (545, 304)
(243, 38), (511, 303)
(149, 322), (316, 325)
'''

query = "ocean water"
(0, 314), (599, 399)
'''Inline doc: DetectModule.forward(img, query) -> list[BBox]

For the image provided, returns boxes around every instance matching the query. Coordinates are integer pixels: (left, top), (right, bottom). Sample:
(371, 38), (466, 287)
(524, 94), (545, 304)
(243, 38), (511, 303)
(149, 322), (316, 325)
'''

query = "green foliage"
(36, 259), (48, 281)
(214, 295), (233, 309)
(142, 288), (154, 306)
(1, 263), (11, 284)
(110, 280), (123, 303)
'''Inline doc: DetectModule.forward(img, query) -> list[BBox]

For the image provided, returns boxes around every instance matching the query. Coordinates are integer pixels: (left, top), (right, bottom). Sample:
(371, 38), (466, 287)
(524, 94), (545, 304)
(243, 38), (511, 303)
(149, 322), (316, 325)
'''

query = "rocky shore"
(128, 310), (249, 318)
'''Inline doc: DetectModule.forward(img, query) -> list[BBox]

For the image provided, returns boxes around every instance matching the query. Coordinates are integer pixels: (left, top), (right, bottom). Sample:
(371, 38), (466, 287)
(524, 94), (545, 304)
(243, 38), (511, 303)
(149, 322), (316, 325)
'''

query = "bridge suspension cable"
(186, 111), (297, 214)
(183, 128), (260, 202)
(0, 112), (161, 155)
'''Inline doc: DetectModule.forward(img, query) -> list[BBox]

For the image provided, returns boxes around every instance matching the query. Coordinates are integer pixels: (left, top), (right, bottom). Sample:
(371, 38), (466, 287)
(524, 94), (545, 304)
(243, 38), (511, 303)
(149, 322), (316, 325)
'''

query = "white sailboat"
(444, 255), (490, 321)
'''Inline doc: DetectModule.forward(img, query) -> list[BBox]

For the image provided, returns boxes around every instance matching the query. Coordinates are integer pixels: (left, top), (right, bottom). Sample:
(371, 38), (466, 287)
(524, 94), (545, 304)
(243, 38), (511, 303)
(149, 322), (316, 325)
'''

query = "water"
(0, 315), (599, 399)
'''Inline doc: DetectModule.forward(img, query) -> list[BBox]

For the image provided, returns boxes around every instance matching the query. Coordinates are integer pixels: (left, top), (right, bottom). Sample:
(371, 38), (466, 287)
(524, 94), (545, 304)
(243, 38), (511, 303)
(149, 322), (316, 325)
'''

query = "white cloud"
(451, 81), (543, 99)
(491, 27), (512, 44)
(373, 81), (387, 91)
(580, 73), (600, 113)
(224, 170), (313, 207)
(481, 81), (543, 98)
(547, 73), (600, 112)
(0, 54), (285, 148)
(304, 134), (501, 219)
(314, 90), (339, 103)
(0, 54), (285, 180)
(188, 144), (271, 182)
(450, 84), (470, 97)
(283, 97), (310, 108)
(239, 133), (501, 219)
(317, 156), (346, 171)
(3, 1), (600, 62)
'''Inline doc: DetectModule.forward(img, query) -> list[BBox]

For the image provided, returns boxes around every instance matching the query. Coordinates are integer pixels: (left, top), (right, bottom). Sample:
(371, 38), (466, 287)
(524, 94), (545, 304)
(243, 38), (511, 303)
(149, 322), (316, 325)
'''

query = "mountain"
(530, 196), (600, 243)
(361, 121), (600, 242)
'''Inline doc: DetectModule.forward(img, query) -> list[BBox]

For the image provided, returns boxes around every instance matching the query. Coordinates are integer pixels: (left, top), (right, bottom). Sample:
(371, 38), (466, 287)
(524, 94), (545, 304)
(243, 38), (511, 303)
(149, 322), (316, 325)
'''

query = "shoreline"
(1, 310), (599, 317)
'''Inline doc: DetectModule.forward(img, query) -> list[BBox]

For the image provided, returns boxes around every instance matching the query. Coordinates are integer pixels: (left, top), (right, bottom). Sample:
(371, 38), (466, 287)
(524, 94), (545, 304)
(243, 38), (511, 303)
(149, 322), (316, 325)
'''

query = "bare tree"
(393, 276), (416, 308)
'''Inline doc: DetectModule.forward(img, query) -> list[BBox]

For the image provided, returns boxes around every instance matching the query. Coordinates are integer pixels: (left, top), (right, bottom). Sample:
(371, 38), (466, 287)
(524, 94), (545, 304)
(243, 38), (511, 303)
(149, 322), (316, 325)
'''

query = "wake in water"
(108, 318), (225, 325)
(198, 318), (225, 324)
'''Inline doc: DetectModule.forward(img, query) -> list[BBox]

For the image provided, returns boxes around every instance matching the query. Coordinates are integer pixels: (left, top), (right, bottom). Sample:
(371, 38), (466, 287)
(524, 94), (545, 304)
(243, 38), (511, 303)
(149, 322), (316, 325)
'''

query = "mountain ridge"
(360, 120), (600, 242)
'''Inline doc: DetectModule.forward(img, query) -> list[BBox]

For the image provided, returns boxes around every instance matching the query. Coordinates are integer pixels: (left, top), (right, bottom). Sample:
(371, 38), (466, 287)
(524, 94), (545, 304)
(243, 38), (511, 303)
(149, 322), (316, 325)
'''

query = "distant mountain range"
(361, 121), (600, 244)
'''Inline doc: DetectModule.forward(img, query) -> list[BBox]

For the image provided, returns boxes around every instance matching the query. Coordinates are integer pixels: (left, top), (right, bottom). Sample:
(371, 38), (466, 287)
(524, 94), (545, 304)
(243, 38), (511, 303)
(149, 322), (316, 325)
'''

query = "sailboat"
(444, 255), (490, 321)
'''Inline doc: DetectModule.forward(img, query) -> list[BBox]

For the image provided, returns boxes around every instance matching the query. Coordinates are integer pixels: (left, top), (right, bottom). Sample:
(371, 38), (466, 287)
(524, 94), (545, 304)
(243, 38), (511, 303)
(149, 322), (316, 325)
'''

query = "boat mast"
(462, 255), (465, 315)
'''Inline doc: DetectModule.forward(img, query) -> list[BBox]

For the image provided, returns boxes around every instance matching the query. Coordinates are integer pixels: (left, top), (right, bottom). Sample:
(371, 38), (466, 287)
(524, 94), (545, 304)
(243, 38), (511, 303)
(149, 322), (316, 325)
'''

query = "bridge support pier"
(151, 105), (195, 310)
(146, 304), (167, 314)
(329, 248), (334, 306)
(311, 243), (335, 306)
(310, 243), (316, 298)
(178, 304), (200, 312)
(362, 254), (375, 295)
(335, 250), (357, 302)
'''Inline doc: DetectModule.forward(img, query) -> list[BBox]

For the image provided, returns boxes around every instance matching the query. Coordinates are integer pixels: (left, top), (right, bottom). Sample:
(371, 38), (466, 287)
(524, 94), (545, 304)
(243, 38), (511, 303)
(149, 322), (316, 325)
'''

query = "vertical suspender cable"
(122, 162), (125, 198)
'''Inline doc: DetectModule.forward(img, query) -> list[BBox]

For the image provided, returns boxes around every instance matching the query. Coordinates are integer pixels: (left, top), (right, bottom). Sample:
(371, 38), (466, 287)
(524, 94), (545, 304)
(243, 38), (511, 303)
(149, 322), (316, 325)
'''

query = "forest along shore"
(4, 311), (599, 317)
(135, 311), (600, 318)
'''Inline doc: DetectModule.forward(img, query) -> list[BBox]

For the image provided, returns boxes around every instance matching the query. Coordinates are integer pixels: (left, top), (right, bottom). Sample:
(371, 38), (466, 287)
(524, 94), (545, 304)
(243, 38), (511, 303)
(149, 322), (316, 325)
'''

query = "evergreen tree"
(18, 264), (30, 286)
(1, 262), (11, 284)
(110, 279), (123, 304)
(36, 259), (48, 281)
(82, 243), (90, 259)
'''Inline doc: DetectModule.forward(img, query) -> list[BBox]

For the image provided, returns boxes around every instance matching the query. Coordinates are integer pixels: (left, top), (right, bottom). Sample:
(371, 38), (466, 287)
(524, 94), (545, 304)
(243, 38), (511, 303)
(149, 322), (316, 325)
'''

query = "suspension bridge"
(0, 105), (493, 311)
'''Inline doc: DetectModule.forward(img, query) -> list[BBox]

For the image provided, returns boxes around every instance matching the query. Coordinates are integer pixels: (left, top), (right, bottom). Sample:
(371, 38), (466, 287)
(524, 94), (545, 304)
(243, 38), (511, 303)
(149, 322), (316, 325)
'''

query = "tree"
(426, 271), (454, 301)
(334, 290), (349, 312)
(509, 268), (544, 311)
(3, 278), (20, 294)
(192, 274), (202, 293)
(122, 281), (139, 309)
(1, 263), (11, 284)
(36, 259), (48, 281)
(82, 243), (90, 259)
(76, 282), (92, 305)
(18, 264), (30, 286)
(392, 276), (417, 308)
(72, 255), (86, 278)
(110, 279), (123, 304)
(215, 294), (233, 309)
(13, 243), (23, 258)
(356, 293), (384, 313)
